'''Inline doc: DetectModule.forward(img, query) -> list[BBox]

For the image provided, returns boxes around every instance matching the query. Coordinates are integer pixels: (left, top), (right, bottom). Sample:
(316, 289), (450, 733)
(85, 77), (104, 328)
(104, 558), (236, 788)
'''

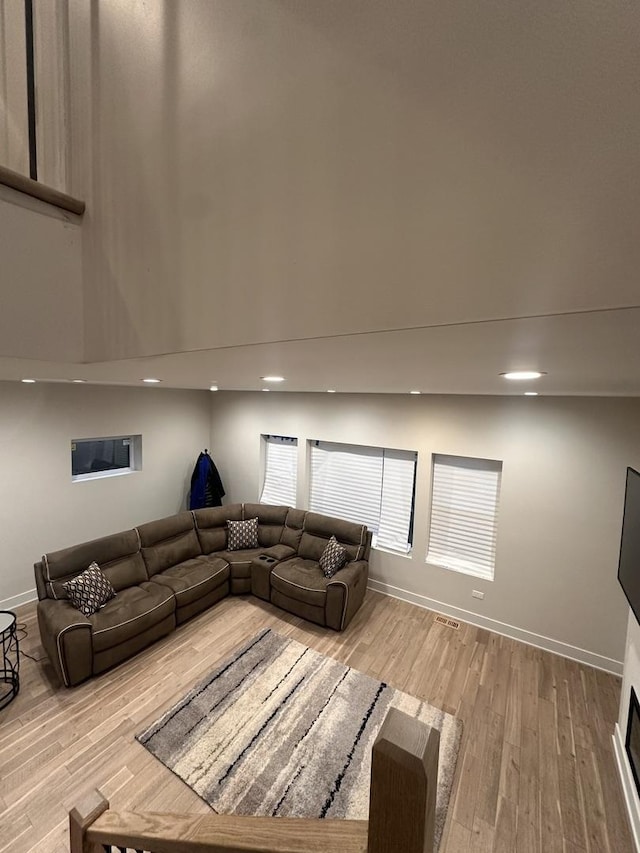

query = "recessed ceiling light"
(327, 389), (336, 393)
(142, 378), (161, 384)
(500, 371), (546, 381)
(410, 390), (421, 395)
(21, 378), (36, 383)
(524, 391), (539, 396)
(262, 388), (270, 392)
(209, 385), (219, 392)
(261, 376), (285, 383)
(72, 379), (87, 384)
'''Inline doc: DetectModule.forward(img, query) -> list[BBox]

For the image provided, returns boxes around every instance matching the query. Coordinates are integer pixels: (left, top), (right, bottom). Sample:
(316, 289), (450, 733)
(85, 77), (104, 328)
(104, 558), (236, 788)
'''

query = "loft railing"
(0, 164), (85, 215)
(69, 707), (440, 853)
(0, 1), (85, 214)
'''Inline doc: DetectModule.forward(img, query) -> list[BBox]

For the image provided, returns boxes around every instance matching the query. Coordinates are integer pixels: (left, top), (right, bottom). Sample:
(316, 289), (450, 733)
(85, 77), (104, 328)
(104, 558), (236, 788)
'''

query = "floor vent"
(435, 614), (460, 630)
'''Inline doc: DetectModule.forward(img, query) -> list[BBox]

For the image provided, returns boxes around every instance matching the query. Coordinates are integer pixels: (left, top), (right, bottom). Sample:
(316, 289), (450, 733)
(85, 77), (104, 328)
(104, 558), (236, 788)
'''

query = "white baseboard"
(367, 578), (623, 676)
(613, 723), (640, 852)
(0, 588), (38, 612)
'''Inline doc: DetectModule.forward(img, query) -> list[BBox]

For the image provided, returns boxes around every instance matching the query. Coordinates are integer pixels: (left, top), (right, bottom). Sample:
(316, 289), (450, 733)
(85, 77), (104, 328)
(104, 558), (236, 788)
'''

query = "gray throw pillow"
(63, 561), (116, 617)
(227, 517), (259, 551)
(320, 535), (348, 578)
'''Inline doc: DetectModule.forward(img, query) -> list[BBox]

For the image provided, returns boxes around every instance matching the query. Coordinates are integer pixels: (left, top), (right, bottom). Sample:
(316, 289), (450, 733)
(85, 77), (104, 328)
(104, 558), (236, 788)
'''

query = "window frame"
(259, 435), (298, 506)
(71, 435), (142, 482)
(426, 453), (502, 581)
(308, 440), (417, 555)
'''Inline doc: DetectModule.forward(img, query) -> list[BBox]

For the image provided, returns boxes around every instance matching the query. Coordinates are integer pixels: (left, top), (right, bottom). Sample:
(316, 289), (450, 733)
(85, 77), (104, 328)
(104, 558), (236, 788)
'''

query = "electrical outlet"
(472, 589), (484, 600)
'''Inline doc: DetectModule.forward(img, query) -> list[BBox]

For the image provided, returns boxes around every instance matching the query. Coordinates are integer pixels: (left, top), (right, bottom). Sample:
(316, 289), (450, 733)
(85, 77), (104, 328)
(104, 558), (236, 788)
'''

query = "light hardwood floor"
(0, 591), (632, 852)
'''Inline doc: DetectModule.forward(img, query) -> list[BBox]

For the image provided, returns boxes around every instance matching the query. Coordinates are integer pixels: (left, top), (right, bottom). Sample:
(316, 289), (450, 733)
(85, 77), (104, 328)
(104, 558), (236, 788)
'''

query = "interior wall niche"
(625, 686), (640, 798)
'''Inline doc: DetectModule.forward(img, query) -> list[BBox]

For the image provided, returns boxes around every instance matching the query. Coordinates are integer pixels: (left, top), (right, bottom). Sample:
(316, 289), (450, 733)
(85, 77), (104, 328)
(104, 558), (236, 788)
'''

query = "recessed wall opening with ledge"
(71, 435), (142, 482)
(625, 686), (640, 801)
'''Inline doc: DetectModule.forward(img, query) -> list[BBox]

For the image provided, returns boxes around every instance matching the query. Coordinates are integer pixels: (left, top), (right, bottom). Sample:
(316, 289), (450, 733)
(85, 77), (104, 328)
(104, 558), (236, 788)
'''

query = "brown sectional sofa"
(34, 503), (371, 687)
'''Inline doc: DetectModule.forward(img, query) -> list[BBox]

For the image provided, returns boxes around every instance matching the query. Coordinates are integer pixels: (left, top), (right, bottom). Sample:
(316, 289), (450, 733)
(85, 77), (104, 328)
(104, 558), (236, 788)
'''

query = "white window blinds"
(309, 441), (417, 554)
(377, 450), (417, 553)
(427, 454), (502, 581)
(260, 436), (298, 506)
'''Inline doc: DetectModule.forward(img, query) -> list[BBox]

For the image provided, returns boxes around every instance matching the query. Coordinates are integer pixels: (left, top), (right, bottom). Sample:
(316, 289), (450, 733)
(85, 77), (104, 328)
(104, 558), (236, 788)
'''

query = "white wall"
(0, 0), (29, 177)
(210, 391), (639, 671)
(67, 0), (640, 362)
(0, 191), (83, 362)
(0, 381), (211, 607)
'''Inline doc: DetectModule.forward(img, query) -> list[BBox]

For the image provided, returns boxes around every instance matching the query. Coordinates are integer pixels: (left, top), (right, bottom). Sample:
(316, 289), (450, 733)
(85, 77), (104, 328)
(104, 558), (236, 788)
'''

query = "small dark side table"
(0, 611), (19, 710)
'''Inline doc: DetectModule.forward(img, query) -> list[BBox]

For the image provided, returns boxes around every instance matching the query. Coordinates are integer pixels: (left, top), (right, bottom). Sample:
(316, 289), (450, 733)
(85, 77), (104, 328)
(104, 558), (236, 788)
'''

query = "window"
(260, 436), (298, 506)
(0, 0), (34, 178)
(71, 435), (142, 481)
(309, 441), (417, 554)
(1, 0), (77, 209)
(426, 454), (502, 580)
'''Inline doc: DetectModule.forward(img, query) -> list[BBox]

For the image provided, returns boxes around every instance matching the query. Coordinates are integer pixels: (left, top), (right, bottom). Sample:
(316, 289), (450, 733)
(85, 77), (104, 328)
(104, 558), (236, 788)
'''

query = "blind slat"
(310, 442), (417, 553)
(377, 451), (416, 553)
(260, 437), (297, 506)
(427, 454), (501, 579)
(310, 444), (383, 531)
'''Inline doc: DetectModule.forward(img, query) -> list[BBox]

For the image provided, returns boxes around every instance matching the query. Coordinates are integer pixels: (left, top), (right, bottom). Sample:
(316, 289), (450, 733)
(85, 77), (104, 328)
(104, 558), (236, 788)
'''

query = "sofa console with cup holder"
(34, 503), (372, 686)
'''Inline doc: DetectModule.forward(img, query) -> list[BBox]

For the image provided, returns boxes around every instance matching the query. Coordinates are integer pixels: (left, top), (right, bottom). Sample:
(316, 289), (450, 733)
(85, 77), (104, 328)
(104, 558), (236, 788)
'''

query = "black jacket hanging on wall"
(189, 450), (225, 509)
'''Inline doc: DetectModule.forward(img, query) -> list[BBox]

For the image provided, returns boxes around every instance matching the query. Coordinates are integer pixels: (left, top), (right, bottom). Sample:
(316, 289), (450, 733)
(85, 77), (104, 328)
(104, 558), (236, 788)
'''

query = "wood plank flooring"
(0, 591), (632, 852)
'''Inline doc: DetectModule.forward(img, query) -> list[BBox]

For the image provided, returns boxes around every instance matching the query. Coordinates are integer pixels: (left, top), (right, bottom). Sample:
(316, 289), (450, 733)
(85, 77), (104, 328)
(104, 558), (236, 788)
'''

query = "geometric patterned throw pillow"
(319, 535), (348, 578)
(62, 561), (116, 617)
(227, 517), (259, 551)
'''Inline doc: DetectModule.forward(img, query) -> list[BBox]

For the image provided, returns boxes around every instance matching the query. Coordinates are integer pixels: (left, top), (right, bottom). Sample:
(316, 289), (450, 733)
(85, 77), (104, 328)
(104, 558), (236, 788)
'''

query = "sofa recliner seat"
(34, 503), (372, 687)
(136, 512), (231, 624)
(90, 582), (175, 653)
(270, 512), (371, 631)
(36, 527), (179, 687)
(146, 557), (229, 615)
(193, 503), (302, 594)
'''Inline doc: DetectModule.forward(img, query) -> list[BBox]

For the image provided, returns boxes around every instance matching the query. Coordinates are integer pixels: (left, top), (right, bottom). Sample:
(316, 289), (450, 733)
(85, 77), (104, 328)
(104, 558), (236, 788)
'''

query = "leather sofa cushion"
(138, 512), (201, 576)
(243, 503), (287, 547)
(299, 513), (368, 562)
(151, 556), (229, 606)
(194, 504), (243, 554)
(270, 557), (332, 608)
(271, 588), (326, 627)
(90, 581), (175, 652)
(42, 530), (147, 599)
(98, 554), (149, 596)
(280, 508), (305, 551)
(93, 614), (176, 676)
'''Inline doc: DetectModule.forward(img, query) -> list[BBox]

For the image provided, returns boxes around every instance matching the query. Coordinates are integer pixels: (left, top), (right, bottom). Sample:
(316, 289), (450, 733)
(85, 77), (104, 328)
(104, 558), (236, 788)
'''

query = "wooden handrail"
(69, 708), (439, 853)
(0, 164), (85, 215)
(368, 707), (440, 853)
(82, 810), (368, 853)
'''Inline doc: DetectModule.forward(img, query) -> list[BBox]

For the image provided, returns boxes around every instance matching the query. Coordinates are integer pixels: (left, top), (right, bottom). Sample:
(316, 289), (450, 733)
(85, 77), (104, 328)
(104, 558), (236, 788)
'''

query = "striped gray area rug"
(137, 628), (462, 849)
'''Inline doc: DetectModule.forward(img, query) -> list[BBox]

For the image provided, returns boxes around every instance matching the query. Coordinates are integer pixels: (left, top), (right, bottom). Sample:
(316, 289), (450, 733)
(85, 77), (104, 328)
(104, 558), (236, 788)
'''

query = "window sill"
(0, 164), (84, 216)
(72, 469), (139, 483)
(372, 545), (413, 560)
(426, 558), (494, 582)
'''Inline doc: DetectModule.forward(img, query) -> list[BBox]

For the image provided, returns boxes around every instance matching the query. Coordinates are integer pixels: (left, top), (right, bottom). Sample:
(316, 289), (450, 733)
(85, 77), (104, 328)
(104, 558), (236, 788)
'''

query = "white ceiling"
(2, 0), (640, 397)
(1, 305), (638, 396)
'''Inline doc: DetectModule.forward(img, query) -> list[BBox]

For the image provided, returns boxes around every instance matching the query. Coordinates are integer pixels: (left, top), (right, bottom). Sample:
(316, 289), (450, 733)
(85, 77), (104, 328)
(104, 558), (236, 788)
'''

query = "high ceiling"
(2, 0), (640, 396)
(1, 304), (638, 396)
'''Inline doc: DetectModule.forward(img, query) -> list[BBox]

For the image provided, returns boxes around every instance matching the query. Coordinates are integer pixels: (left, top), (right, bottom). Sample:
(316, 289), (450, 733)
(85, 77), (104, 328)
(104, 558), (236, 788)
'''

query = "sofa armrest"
(325, 560), (369, 631)
(251, 554), (280, 601)
(37, 599), (93, 687)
